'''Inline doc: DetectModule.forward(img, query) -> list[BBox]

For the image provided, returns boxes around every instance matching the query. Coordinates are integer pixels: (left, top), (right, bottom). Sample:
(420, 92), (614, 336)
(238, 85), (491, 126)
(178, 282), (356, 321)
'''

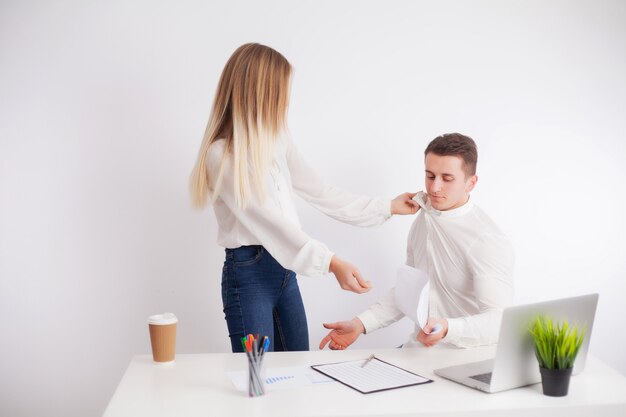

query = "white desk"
(103, 346), (626, 417)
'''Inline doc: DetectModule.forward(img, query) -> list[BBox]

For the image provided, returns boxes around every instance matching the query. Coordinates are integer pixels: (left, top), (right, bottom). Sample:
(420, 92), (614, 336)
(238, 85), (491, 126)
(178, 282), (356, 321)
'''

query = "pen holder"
(247, 353), (266, 397)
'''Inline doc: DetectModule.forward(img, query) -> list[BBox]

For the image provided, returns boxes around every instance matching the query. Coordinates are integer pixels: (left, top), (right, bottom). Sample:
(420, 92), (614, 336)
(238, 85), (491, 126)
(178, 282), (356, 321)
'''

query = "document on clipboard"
(311, 356), (432, 394)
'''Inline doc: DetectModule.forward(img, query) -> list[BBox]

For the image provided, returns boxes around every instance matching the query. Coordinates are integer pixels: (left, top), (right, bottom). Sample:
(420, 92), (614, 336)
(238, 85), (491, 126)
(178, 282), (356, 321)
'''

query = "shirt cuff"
(444, 317), (463, 346)
(323, 251), (335, 274)
(356, 310), (384, 335)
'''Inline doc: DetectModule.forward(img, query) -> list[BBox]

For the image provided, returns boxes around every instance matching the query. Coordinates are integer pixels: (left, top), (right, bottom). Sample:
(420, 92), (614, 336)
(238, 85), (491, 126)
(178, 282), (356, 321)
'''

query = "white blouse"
(357, 193), (515, 348)
(206, 136), (392, 278)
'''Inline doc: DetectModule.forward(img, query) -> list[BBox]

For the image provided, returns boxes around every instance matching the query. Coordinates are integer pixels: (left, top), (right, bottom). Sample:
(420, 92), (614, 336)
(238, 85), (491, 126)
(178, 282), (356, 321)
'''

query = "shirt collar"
(413, 191), (474, 218)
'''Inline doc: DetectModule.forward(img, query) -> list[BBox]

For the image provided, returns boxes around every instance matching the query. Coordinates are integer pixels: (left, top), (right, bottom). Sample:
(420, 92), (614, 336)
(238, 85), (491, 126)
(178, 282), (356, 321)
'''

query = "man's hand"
(391, 192), (420, 215)
(329, 256), (371, 294)
(319, 318), (365, 350)
(416, 317), (448, 347)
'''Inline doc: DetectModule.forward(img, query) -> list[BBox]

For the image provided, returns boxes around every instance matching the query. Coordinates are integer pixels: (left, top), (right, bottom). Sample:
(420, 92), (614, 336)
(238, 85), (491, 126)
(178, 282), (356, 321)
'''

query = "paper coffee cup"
(148, 313), (178, 363)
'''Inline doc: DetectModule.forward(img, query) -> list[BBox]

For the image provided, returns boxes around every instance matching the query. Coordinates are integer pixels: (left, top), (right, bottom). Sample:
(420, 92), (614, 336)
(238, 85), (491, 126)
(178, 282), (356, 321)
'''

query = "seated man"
(319, 133), (514, 349)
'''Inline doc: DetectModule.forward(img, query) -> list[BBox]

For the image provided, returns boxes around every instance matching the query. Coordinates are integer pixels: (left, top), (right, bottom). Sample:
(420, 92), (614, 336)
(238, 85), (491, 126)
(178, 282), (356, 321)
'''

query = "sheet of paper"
(394, 264), (431, 328)
(312, 357), (431, 394)
(227, 366), (334, 392)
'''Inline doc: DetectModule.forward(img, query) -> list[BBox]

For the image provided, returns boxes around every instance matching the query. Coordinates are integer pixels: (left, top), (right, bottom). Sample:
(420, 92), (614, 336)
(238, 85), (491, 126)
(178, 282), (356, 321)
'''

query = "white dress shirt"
(357, 192), (514, 348)
(206, 136), (392, 278)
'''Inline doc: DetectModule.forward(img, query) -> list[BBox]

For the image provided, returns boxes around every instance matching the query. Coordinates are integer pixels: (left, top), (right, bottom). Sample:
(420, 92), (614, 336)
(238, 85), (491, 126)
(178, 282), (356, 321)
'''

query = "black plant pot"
(539, 366), (573, 397)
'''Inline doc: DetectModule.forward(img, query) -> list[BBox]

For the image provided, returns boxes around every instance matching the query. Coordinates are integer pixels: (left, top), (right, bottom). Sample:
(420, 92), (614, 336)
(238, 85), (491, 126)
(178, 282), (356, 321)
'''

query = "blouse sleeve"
(286, 139), (392, 227)
(207, 144), (335, 277)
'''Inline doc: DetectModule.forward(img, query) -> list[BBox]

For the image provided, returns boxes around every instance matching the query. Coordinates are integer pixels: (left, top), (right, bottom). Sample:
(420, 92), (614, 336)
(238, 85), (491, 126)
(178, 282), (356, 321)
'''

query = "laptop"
(434, 293), (598, 393)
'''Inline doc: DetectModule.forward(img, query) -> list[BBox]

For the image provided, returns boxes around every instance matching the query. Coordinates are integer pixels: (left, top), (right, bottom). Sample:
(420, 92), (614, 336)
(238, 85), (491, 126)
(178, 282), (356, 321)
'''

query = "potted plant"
(529, 316), (586, 397)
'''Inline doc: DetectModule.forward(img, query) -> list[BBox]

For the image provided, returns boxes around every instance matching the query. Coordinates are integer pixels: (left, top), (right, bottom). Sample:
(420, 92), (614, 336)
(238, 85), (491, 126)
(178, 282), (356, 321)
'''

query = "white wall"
(1, 1), (625, 416)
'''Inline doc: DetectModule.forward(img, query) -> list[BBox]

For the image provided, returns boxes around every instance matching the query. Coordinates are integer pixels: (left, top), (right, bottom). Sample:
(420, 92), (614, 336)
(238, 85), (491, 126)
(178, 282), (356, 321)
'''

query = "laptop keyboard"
(469, 372), (492, 384)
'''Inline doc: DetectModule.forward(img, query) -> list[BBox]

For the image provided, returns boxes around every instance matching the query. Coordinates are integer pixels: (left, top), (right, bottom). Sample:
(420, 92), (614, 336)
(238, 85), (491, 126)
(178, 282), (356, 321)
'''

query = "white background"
(1, 1), (625, 416)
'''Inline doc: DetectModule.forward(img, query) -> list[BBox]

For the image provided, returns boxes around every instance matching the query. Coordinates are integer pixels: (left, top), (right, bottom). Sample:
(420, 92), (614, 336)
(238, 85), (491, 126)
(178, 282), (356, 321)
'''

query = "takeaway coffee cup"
(148, 313), (178, 363)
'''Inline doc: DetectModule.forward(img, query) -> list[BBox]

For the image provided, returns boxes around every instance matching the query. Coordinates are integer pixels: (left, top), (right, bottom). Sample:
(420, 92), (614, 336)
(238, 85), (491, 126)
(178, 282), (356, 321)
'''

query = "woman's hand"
(391, 192), (420, 215)
(329, 256), (371, 294)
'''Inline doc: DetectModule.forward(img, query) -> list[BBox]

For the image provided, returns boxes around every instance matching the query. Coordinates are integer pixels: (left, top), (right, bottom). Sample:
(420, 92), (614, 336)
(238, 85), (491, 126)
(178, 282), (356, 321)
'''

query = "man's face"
(424, 153), (477, 211)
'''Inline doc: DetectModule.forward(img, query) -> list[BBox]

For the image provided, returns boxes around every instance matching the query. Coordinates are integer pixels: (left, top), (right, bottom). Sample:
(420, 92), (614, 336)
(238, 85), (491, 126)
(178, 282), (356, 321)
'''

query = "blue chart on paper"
(265, 375), (295, 384)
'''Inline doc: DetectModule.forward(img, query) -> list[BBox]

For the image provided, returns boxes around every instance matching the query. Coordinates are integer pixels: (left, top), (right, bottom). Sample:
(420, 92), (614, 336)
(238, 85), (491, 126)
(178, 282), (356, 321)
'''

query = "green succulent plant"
(529, 316), (586, 370)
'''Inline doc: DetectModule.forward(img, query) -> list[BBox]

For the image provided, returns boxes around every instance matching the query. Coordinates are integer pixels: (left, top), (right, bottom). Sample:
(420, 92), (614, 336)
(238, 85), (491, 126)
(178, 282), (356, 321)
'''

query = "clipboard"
(311, 356), (433, 394)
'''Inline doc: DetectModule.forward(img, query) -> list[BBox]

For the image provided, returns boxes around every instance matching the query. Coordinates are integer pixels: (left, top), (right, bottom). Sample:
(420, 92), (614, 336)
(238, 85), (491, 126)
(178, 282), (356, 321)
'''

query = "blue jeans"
(221, 245), (310, 353)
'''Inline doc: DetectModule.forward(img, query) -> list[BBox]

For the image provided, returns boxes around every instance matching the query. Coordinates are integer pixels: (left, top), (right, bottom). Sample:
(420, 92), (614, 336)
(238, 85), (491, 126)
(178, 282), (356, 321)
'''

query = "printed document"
(311, 357), (432, 394)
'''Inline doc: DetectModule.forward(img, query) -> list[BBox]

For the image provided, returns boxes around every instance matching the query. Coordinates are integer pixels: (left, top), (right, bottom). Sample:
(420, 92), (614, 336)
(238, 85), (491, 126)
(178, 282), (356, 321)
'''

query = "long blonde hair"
(190, 43), (292, 209)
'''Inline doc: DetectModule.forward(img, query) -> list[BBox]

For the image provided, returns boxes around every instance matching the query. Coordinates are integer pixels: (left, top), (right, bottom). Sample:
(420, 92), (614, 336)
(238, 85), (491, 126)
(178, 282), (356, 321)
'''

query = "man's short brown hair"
(424, 133), (478, 177)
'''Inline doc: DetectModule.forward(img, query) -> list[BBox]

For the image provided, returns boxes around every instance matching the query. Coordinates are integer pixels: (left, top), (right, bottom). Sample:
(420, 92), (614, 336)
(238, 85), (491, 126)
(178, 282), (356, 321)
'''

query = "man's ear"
(466, 175), (478, 193)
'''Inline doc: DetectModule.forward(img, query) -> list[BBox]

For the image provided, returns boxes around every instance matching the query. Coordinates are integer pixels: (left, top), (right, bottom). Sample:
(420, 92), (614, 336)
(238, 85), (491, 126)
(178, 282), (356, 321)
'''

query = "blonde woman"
(190, 43), (418, 352)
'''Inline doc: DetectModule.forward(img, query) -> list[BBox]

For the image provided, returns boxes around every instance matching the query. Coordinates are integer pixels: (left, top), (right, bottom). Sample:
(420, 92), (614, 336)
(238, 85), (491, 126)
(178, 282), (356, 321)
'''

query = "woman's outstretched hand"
(391, 192), (420, 215)
(329, 256), (371, 294)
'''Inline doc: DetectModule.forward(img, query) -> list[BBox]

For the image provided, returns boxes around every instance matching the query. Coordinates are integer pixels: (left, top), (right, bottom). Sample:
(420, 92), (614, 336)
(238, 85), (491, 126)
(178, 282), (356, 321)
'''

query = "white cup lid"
(148, 312), (178, 325)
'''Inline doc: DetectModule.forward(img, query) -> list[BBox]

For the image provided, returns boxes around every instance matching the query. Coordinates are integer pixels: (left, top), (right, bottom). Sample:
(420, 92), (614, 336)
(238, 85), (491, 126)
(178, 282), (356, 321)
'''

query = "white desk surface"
(103, 345), (626, 417)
